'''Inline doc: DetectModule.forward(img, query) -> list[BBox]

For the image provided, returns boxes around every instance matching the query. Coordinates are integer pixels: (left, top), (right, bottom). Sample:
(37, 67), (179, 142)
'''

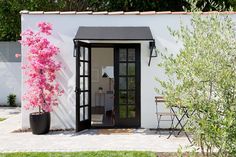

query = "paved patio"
(0, 107), (192, 153)
(0, 107), (21, 118)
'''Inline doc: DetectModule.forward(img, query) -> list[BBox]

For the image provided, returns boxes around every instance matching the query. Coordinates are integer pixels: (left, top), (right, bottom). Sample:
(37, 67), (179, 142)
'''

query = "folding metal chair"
(155, 96), (176, 136)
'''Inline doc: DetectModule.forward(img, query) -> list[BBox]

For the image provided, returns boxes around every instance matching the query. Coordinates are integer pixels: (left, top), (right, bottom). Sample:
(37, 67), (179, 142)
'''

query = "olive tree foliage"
(157, 2), (236, 157)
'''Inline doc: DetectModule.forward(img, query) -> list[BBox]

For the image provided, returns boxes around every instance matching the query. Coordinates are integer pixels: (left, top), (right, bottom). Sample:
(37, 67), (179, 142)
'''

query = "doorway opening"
(75, 43), (141, 131)
(91, 48), (115, 127)
(74, 26), (153, 131)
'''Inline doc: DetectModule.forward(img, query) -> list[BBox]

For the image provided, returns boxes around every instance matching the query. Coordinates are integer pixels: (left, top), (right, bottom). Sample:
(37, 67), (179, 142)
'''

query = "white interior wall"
(91, 48), (114, 107)
(21, 14), (236, 129)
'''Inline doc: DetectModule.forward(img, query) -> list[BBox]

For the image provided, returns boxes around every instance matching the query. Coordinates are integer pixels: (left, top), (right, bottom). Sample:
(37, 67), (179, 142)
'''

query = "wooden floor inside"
(91, 106), (114, 127)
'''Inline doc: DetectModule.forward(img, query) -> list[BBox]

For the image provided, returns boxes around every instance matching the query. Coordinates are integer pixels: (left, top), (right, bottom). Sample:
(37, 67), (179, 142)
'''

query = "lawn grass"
(0, 151), (156, 157)
(0, 117), (6, 122)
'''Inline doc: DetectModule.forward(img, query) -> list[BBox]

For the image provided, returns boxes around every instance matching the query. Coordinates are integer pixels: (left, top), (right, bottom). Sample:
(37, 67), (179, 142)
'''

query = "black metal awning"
(73, 26), (157, 66)
(74, 26), (154, 41)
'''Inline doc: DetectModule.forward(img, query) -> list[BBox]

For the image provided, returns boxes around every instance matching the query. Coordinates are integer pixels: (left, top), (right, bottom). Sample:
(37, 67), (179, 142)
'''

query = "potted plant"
(20, 22), (64, 134)
(7, 94), (17, 107)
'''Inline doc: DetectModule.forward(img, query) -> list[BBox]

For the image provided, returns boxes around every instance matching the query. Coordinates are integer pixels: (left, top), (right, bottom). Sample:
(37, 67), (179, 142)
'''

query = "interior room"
(91, 48), (114, 127)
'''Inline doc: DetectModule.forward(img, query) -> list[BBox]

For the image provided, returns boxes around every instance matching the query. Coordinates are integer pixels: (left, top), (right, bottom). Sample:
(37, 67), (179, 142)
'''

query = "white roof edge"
(19, 10), (236, 15)
(44, 11), (60, 14)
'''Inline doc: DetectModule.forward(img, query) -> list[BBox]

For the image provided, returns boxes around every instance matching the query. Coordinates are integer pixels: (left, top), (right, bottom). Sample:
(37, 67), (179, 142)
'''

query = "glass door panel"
(76, 42), (91, 132)
(114, 44), (140, 127)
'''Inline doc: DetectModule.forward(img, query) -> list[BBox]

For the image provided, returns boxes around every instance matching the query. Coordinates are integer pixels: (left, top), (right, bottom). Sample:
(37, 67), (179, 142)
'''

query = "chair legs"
(171, 116), (174, 128)
(156, 115), (162, 136)
(156, 115), (176, 138)
(169, 115), (175, 136)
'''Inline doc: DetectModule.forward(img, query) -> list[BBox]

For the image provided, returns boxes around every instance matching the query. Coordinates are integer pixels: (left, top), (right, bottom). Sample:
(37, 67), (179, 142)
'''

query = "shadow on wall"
(21, 32), (77, 129)
(52, 50), (75, 129)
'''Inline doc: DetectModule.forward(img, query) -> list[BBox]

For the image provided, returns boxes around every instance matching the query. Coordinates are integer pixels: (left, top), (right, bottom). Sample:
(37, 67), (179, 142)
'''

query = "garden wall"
(0, 41), (21, 106)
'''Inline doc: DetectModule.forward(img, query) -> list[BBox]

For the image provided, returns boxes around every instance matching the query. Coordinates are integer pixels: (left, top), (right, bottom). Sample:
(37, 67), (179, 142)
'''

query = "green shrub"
(158, 2), (236, 156)
(158, 12), (236, 157)
(7, 94), (16, 107)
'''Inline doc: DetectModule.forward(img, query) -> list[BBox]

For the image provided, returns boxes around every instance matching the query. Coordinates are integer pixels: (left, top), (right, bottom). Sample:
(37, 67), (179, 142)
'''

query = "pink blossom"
(20, 22), (63, 112)
(38, 22), (52, 35)
(15, 53), (21, 58)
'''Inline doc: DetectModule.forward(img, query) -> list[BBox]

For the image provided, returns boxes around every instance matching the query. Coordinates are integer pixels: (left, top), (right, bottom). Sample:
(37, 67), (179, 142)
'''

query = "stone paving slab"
(0, 107), (21, 118)
(0, 107), (21, 133)
(0, 131), (191, 153)
(0, 108), (192, 153)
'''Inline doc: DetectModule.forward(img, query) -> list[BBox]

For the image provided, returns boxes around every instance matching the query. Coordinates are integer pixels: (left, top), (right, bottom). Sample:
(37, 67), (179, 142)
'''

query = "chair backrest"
(155, 96), (165, 114)
(155, 96), (165, 104)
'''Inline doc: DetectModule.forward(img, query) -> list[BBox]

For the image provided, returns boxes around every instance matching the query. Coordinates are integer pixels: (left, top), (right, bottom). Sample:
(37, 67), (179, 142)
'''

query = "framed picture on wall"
(92, 68), (99, 83)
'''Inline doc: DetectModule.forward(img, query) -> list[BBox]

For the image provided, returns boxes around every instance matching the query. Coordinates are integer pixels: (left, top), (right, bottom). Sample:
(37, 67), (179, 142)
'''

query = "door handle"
(74, 87), (81, 94)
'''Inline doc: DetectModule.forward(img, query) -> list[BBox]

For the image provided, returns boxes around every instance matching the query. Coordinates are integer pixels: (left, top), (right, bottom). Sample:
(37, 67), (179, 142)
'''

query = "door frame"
(75, 43), (141, 130)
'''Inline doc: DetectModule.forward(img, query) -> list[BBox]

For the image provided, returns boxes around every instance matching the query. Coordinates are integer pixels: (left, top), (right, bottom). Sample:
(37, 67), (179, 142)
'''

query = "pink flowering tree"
(20, 22), (64, 113)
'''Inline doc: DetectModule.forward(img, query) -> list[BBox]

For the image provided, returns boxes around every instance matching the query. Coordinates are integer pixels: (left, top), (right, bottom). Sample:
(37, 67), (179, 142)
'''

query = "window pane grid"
(118, 47), (137, 119)
(79, 45), (90, 122)
(80, 90), (90, 92)
(118, 61), (135, 63)
(126, 105), (128, 118)
(83, 79), (85, 120)
(80, 75), (89, 77)
(80, 104), (89, 107)
(119, 77), (126, 90)
(128, 48), (135, 61)
(119, 63), (126, 76)
(79, 60), (89, 63)
(128, 105), (136, 118)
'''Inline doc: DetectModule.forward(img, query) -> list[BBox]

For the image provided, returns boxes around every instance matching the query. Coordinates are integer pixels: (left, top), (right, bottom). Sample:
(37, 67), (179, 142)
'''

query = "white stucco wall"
(21, 13), (236, 129)
(0, 62), (21, 105)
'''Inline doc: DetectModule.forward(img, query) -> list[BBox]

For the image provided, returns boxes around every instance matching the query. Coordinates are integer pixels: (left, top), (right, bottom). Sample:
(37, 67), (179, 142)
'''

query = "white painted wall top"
(21, 11), (236, 129)
(20, 10), (236, 15)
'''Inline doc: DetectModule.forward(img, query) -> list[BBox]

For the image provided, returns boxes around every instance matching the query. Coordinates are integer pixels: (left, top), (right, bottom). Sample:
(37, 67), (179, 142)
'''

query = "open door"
(75, 41), (91, 132)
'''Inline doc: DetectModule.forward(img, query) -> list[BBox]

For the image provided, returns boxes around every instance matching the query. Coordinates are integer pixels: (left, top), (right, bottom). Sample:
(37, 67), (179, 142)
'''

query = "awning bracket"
(148, 40), (158, 66)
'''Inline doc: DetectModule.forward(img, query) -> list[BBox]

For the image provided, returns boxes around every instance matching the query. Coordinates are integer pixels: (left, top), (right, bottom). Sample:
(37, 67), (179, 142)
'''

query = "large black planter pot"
(30, 112), (50, 135)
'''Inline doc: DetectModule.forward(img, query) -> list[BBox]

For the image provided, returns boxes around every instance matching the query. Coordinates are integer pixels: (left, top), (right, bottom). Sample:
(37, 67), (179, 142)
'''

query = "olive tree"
(158, 12), (236, 157)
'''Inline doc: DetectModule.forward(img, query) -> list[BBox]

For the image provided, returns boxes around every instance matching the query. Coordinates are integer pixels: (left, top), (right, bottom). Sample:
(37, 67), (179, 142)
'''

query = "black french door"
(114, 44), (141, 127)
(76, 41), (91, 132)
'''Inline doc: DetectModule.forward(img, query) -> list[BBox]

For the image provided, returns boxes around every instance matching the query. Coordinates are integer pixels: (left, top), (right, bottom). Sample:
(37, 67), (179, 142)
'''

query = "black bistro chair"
(155, 96), (176, 136)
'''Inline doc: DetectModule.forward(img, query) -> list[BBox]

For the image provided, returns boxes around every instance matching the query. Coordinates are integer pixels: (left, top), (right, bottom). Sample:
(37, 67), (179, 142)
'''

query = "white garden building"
(20, 10), (236, 131)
